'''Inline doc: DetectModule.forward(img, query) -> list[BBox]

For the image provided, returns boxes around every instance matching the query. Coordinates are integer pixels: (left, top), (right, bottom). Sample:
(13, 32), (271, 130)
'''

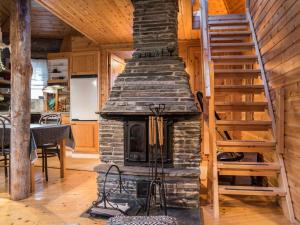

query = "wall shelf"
(47, 79), (68, 84)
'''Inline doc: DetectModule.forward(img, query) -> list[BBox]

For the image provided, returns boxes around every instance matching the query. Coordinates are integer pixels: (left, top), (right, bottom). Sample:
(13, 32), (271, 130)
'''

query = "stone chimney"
(96, 0), (201, 209)
(101, 0), (198, 115)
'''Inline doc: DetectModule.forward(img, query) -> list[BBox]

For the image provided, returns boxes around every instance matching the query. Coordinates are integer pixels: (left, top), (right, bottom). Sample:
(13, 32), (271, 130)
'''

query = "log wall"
(250, 0), (300, 221)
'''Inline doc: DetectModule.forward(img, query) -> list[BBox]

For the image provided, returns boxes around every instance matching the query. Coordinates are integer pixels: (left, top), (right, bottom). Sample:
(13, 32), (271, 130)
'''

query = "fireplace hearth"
(95, 0), (201, 209)
(124, 116), (173, 167)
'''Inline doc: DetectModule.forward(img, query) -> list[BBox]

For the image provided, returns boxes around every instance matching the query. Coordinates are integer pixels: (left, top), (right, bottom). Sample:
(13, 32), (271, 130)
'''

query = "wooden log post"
(10, 0), (32, 200)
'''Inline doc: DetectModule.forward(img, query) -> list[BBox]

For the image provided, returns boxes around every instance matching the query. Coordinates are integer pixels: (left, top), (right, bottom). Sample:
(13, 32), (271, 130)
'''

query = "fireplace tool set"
(89, 104), (168, 218)
(146, 104), (168, 216)
(89, 164), (131, 218)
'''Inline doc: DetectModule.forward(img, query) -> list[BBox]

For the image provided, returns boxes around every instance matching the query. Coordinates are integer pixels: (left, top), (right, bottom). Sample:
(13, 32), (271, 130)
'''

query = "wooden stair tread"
(209, 25), (249, 31)
(208, 20), (249, 26)
(215, 85), (264, 93)
(210, 31), (251, 36)
(215, 102), (268, 112)
(219, 185), (286, 196)
(210, 37), (250, 42)
(217, 120), (272, 125)
(216, 120), (272, 131)
(214, 69), (261, 79)
(212, 55), (257, 60)
(211, 42), (254, 47)
(217, 143), (275, 153)
(214, 69), (260, 74)
(211, 49), (253, 53)
(217, 162), (280, 170)
(212, 55), (258, 65)
(208, 14), (246, 21)
(217, 140), (276, 147)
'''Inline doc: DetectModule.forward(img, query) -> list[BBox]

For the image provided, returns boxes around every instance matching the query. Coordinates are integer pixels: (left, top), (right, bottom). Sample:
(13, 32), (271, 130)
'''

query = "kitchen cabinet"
(61, 114), (70, 124)
(70, 52), (99, 75)
(71, 121), (99, 153)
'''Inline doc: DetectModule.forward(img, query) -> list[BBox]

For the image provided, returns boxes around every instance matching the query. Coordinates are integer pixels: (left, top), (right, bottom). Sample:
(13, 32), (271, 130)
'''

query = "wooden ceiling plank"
(89, 0), (129, 42)
(35, 0), (100, 43)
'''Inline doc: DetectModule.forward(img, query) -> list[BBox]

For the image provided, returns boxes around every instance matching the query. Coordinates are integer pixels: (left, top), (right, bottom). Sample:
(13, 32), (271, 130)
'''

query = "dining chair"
(39, 113), (62, 125)
(0, 115), (11, 183)
(39, 113), (62, 181)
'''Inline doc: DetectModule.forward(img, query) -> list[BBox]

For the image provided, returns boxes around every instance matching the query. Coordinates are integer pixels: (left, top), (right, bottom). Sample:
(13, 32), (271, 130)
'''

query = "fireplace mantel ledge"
(94, 164), (200, 178)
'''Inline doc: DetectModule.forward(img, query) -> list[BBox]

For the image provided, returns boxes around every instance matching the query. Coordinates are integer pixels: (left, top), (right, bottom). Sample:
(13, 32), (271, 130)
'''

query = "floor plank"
(0, 157), (293, 225)
(201, 195), (292, 225)
(0, 166), (106, 225)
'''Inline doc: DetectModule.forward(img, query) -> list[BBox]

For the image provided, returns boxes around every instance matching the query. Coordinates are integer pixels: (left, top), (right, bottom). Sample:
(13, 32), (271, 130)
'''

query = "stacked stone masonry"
(96, 0), (201, 209)
(102, 57), (198, 114)
(98, 116), (201, 208)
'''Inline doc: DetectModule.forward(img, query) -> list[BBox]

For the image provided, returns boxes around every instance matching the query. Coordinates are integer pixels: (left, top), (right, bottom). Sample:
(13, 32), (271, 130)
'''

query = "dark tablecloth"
(0, 124), (74, 161)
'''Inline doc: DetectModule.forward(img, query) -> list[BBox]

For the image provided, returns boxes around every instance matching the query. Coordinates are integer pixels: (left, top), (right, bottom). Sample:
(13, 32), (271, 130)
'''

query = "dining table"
(1, 123), (74, 191)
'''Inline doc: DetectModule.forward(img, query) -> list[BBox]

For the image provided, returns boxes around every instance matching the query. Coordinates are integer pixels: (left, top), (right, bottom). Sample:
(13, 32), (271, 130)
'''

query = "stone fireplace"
(95, 0), (201, 208)
(123, 116), (173, 167)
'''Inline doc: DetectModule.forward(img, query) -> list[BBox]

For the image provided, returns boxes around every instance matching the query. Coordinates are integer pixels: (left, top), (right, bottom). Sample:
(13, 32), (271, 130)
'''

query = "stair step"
(211, 49), (253, 54)
(211, 42), (254, 53)
(217, 140), (276, 153)
(209, 25), (249, 31)
(216, 120), (272, 131)
(211, 37), (250, 43)
(212, 55), (258, 65)
(219, 185), (286, 196)
(214, 69), (260, 79)
(215, 85), (264, 94)
(210, 31), (252, 37)
(211, 42), (254, 47)
(212, 55), (257, 62)
(209, 14), (247, 21)
(218, 162), (280, 176)
(215, 102), (268, 112)
(209, 20), (249, 26)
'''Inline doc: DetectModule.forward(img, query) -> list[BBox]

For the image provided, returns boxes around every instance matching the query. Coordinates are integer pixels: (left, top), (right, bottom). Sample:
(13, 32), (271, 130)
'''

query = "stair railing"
(245, 1), (275, 135)
(199, 0), (219, 218)
(200, 0), (211, 99)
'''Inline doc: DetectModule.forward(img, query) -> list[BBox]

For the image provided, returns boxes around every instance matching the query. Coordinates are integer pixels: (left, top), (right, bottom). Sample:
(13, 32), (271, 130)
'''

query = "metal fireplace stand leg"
(146, 104), (167, 216)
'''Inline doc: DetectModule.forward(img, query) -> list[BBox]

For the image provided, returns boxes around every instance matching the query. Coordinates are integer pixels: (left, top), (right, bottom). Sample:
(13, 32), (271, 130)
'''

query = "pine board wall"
(250, 0), (300, 221)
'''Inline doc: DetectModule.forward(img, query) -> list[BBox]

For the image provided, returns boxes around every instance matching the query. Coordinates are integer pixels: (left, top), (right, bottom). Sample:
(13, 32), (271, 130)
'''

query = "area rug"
(82, 206), (201, 225)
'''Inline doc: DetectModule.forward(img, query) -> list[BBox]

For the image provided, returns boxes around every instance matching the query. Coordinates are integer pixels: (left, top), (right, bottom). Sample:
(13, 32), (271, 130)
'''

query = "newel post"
(10, 0), (32, 200)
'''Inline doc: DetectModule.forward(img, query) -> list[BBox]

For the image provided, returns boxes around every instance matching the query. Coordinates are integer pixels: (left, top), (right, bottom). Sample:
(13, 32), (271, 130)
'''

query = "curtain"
(31, 59), (48, 99)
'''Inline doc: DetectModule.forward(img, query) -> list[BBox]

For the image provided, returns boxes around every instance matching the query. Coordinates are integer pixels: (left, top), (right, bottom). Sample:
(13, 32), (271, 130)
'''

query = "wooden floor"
(0, 166), (107, 225)
(0, 157), (293, 225)
(201, 195), (292, 225)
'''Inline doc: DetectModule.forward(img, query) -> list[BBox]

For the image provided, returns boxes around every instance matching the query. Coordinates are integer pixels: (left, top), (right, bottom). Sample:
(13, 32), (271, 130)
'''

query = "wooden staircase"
(199, 4), (296, 222)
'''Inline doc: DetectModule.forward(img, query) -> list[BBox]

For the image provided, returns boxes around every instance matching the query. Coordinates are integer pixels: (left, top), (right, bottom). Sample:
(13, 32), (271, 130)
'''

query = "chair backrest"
(39, 113), (62, 125)
(0, 115), (11, 154)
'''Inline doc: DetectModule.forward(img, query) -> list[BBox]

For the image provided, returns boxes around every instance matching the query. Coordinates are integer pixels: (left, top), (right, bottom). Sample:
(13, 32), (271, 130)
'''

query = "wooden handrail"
(245, 3), (276, 135)
(199, 0), (211, 98)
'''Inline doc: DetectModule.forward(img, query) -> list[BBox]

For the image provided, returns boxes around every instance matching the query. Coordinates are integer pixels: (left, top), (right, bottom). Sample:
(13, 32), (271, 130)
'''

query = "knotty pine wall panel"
(250, 0), (300, 221)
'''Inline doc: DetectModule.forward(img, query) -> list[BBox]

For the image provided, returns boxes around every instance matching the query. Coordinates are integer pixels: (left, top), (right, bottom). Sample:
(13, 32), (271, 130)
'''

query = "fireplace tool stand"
(89, 164), (131, 218)
(146, 104), (167, 216)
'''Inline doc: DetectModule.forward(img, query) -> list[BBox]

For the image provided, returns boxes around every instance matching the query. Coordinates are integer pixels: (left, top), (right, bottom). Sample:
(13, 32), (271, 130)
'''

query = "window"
(31, 59), (48, 99)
